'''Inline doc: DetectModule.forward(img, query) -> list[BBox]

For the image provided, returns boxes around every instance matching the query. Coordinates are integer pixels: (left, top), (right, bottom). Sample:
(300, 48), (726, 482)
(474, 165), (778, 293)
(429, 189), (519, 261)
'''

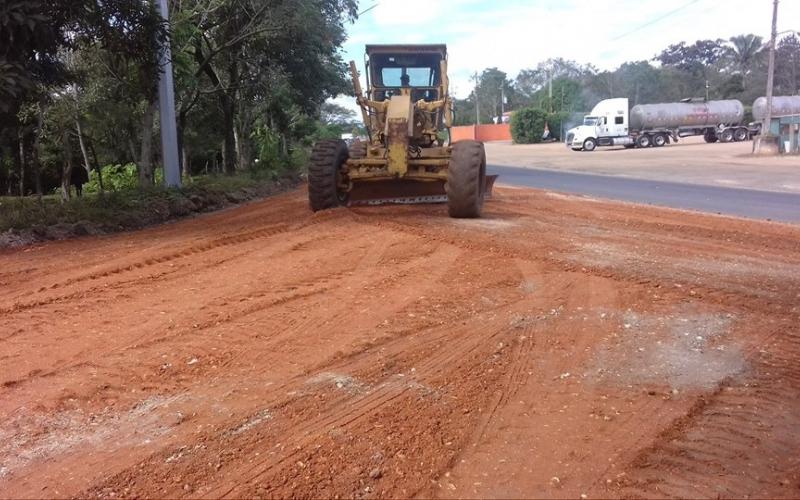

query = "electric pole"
(156, 0), (181, 187)
(756, 0), (779, 153)
(473, 71), (480, 125)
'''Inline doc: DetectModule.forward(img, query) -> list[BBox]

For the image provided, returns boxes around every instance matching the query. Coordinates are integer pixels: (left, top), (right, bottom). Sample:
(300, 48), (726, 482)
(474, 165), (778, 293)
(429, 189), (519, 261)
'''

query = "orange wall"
(450, 124), (511, 142)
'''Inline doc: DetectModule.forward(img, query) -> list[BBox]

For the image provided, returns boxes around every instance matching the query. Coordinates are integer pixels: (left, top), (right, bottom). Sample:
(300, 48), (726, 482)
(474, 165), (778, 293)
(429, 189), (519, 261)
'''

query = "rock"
(369, 468), (382, 479)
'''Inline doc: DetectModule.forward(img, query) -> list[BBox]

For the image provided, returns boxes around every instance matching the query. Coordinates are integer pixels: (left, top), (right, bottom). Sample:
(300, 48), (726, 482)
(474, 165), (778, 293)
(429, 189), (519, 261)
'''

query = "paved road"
(489, 164), (800, 224)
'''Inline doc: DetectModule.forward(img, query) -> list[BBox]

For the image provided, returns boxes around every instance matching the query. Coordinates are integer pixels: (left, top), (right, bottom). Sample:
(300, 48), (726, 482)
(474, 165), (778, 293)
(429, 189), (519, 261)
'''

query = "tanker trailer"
(566, 97), (748, 151)
(752, 95), (800, 121)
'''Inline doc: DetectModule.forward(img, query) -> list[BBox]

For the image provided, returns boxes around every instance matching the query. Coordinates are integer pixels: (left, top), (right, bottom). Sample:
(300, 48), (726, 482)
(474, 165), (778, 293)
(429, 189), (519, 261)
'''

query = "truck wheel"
(447, 140), (485, 218)
(582, 138), (597, 152)
(653, 134), (667, 147)
(720, 128), (734, 143)
(636, 134), (651, 148)
(733, 127), (748, 142)
(703, 131), (718, 143)
(308, 139), (348, 211)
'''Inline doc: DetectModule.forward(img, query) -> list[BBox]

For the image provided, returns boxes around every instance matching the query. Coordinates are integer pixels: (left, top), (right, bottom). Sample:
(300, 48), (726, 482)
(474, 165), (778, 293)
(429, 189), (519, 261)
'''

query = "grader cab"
(307, 44), (493, 218)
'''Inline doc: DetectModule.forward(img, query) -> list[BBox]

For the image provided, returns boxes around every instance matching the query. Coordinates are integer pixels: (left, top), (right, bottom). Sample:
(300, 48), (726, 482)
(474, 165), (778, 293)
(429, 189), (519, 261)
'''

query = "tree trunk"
(75, 118), (92, 181)
(89, 141), (105, 194)
(17, 129), (25, 197)
(181, 144), (189, 178)
(138, 100), (157, 186)
(61, 130), (73, 202)
(32, 104), (44, 197)
(221, 95), (236, 175)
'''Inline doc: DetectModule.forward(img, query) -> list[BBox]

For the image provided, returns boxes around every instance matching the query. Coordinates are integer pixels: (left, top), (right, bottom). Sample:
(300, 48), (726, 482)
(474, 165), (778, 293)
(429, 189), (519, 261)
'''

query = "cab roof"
(365, 44), (447, 57)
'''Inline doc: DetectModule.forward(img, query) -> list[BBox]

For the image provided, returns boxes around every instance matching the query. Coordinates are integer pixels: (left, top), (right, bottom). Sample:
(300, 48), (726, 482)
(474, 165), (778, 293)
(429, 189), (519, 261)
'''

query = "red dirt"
(1, 187), (799, 498)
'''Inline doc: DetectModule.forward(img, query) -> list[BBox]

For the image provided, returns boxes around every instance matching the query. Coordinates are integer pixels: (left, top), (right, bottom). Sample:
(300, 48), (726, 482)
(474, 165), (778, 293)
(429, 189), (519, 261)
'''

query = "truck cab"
(566, 98), (631, 151)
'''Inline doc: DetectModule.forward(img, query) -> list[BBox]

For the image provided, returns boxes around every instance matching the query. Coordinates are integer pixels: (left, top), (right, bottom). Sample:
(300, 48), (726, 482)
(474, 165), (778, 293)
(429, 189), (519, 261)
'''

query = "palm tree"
(726, 34), (765, 89)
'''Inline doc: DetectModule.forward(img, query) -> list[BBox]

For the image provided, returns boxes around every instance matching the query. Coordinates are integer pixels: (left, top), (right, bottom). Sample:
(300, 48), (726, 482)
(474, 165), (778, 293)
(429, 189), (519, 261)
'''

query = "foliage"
(510, 107), (548, 144)
(0, 173), (299, 234)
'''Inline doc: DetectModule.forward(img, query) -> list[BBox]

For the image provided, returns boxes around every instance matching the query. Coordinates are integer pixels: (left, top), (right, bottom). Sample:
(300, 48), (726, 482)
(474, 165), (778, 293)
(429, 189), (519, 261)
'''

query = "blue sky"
(333, 0), (800, 110)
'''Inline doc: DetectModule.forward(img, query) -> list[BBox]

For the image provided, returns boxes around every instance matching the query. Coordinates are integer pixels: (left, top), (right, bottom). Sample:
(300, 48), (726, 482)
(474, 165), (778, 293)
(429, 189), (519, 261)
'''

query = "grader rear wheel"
(308, 139), (348, 212)
(446, 140), (486, 218)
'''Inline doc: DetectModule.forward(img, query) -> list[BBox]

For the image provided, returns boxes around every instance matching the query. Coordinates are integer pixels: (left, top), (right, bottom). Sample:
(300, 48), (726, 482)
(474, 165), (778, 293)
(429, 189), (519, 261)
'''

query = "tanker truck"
(566, 98), (750, 151)
(752, 95), (800, 124)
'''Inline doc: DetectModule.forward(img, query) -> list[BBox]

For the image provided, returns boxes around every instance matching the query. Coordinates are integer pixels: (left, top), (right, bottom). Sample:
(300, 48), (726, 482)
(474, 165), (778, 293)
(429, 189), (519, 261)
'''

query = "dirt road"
(2, 188), (799, 498)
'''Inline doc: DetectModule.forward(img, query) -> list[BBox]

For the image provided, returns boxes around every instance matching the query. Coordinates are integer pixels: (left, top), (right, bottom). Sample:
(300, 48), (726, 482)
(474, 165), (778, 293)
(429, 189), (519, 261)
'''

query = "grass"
(0, 173), (299, 236)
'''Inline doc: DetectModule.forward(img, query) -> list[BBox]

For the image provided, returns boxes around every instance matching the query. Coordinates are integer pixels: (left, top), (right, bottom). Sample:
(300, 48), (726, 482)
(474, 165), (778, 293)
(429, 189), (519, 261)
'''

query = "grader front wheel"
(446, 140), (486, 218)
(308, 139), (349, 212)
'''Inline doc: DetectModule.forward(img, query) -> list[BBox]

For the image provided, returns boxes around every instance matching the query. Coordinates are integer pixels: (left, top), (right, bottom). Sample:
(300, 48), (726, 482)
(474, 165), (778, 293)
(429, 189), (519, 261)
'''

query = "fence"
(450, 124), (512, 143)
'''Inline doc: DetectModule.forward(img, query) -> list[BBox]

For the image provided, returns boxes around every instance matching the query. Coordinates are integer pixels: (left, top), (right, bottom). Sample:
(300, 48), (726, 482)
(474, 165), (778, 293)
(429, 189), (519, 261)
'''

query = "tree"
(725, 34), (764, 89)
(510, 107), (548, 144)
(775, 34), (800, 95)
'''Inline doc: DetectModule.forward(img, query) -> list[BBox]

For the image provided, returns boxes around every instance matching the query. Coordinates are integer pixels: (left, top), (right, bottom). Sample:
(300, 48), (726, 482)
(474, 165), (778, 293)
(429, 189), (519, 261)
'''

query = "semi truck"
(566, 98), (751, 151)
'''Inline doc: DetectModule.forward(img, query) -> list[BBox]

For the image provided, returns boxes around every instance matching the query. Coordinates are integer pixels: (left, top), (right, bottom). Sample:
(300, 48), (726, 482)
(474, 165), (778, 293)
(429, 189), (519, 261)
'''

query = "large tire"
(720, 128), (734, 143)
(583, 138), (597, 152)
(703, 131), (718, 143)
(447, 140), (486, 218)
(349, 141), (367, 159)
(636, 134), (651, 148)
(308, 139), (348, 212)
(653, 133), (667, 147)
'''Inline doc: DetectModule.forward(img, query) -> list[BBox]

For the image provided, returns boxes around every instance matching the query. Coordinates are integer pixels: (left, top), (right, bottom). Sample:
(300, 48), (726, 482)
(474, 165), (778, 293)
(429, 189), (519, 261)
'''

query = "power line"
(611, 0), (702, 41)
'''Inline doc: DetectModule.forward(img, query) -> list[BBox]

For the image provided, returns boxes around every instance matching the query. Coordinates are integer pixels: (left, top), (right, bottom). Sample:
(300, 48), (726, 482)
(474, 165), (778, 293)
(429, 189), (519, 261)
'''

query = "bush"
(545, 111), (572, 141)
(510, 107), (548, 144)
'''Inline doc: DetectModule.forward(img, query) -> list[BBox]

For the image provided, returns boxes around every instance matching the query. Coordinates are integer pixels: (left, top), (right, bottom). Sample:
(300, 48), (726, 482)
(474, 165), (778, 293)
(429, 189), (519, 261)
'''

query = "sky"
(332, 0), (800, 112)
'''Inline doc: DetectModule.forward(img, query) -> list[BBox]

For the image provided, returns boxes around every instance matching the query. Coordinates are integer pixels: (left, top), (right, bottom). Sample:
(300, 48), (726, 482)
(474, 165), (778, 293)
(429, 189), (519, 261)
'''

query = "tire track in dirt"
(612, 324), (800, 498)
(0, 223), (291, 316)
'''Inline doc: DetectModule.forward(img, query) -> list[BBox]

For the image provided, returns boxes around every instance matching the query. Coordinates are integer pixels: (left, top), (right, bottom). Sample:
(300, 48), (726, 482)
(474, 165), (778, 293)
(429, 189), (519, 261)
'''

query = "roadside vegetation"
(0, 172), (301, 247)
(1, 0), (362, 201)
(458, 35), (800, 143)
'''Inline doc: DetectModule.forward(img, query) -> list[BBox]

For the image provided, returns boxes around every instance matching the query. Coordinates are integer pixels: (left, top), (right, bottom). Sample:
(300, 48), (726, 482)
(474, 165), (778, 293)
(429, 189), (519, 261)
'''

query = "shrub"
(510, 107), (548, 144)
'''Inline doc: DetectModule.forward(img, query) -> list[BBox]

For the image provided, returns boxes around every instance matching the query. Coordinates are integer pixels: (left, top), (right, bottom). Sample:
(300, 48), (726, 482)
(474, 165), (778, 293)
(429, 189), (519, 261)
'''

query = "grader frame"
(307, 44), (491, 218)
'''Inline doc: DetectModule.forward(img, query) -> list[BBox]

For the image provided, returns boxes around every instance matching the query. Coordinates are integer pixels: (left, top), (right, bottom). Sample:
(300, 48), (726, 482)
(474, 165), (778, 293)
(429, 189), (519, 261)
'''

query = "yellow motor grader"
(307, 44), (494, 218)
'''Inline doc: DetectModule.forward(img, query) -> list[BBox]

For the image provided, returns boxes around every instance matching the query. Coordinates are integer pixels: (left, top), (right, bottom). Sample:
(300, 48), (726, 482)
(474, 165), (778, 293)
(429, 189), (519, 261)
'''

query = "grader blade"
(347, 175), (498, 206)
(348, 180), (447, 206)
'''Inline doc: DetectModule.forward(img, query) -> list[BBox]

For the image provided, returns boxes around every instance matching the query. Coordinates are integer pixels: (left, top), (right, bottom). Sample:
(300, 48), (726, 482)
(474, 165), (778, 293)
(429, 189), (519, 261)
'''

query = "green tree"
(510, 107), (548, 144)
(724, 34), (764, 90)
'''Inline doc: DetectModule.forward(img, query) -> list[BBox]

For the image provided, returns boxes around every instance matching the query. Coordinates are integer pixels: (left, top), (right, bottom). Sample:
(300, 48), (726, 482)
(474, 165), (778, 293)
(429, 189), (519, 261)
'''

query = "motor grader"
(307, 44), (493, 218)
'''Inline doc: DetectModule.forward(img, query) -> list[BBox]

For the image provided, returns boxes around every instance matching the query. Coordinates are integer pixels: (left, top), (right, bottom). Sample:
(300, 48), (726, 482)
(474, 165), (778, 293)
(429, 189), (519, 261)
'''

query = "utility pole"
(155, 0), (181, 187)
(473, 71), (480, 125)
(705, 80), (710, 101)
(756, 0), (779, 154)
(500, 86), (505, 121)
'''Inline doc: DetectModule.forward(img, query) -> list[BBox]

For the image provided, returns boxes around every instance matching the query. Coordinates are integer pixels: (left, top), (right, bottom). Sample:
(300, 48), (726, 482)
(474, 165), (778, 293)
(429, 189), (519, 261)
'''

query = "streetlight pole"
(155, 0), (181, 187)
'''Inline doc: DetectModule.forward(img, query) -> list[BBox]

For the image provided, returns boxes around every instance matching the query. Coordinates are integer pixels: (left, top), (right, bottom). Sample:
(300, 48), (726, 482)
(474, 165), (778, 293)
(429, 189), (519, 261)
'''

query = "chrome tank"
(752, 96), (800, 120)
(630, 100), (744, 131)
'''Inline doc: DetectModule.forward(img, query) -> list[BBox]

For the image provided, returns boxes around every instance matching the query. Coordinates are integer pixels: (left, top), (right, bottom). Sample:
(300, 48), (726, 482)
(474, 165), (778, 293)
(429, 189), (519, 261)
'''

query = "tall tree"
(725, 34), (764, 89)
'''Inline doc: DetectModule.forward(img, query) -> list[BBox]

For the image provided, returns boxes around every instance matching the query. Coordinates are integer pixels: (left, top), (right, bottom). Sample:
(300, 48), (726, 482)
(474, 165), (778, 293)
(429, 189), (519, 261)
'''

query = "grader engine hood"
(385, 95), (413, 177)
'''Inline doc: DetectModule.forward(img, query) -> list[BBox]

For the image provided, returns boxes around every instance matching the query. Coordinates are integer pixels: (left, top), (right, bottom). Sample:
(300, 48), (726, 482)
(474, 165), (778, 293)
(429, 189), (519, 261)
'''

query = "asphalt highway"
(489, 164), (800, 224)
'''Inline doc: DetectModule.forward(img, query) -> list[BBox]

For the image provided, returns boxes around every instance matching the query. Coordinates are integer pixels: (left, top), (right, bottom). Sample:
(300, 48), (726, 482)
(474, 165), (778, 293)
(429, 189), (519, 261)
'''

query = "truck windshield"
(583, 117), (598, 126)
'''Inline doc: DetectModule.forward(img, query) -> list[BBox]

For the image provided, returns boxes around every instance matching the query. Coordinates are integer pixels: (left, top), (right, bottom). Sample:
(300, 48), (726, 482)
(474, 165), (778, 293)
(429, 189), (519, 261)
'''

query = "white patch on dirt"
(545, 192), (601, 202)
(0, 394), (187, 481)
(781, 183), (800, 191)
(228, 409), (272, 436)
(588, 306), (744, 390)
(451, 218), (516, 231)
(715, 179), (742, 186)
(307, 372), (366, 393)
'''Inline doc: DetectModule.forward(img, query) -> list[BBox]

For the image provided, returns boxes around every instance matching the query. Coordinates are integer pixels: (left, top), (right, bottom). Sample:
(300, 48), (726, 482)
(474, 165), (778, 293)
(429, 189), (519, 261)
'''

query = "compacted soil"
(1, 186), (799, 498)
